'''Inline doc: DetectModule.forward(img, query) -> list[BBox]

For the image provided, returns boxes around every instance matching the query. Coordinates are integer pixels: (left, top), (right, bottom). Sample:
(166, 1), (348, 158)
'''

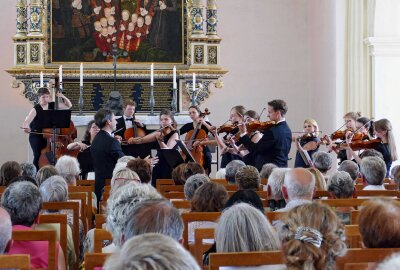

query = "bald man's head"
(282, 168), (315, 201)
(0, 207), (12, 253)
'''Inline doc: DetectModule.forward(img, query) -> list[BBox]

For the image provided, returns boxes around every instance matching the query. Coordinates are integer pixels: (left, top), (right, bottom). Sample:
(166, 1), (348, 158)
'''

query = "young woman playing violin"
(130, 108), (179, 149)
(345, 118), (398, 175)
(67, 120), (100, 151)
(294, 118), (320, 168)
(212, 105), (246, 168)
(179, 105), (213, 174)
(22, 87), (72, 170)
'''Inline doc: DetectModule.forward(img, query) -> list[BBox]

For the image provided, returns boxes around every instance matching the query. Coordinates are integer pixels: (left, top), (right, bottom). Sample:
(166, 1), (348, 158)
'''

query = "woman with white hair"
(104, 233), (200, 270)
(38, 175), (76, 269)
(55, 155), (80, 186)
(111, 167), (141, 191)
(215, 203), (282, 269)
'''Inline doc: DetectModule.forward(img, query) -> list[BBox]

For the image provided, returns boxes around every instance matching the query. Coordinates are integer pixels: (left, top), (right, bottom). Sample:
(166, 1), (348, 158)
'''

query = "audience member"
(265, 168), (290, 211)
(278, 168), (315, 212)
(260, 163), (278, 180)
(36, 165), (58, 186)
(121, 199), (184, 244)
(327, 171), (355, 225)
(20, 162), (37, 180)
(280, 203), (347, 270)
(37, 175), (76, 268)
(0, 161), (22, 186)
(1, 181), (65, 269)
(172, 163), (187, 185)
(189, 182), (228, 244)
(216, 203), (280, 253)
(0, 207), (11, 254)
(360, 156), (387, 190)
(225, 160), (246, 185)
(359, 149), (384, 160)
(376, 253), (400, 270)
(110, 167), (140, 191)
(235, 165), (260, 190)
(103, 233), (200, 270)
(224, 189), (264, 213)
(117, 155), (135, 163)
(338, 160), (359, 181)
(312, 151), (332, 175)
(183, 174), (210, 200)
(215, 168), (226, 179)
(126, 158), (152, 184)
(359, 198), (400, 248)
(55, 155), (80, 186)
(8, 175), (37, 186)
(308, 167), (327, 190)
(390, 165), (399, 179)
(183, 162), (205, 181)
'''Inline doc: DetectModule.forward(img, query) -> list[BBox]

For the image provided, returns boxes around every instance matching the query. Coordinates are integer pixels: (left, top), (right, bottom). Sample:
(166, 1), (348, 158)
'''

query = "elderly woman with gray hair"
(215, 203), (282, 270)
(55, 155), (81, 186)
(38, 175), (76, 268)
(83, 183), (162, 254)
(327, 171), (355, 225)
(1, 181), (65, 270)
(265, 168), (290, 211)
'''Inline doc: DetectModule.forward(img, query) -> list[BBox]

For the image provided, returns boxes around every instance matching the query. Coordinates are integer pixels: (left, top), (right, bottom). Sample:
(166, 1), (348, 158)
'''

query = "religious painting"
(50, 0), (184, 63)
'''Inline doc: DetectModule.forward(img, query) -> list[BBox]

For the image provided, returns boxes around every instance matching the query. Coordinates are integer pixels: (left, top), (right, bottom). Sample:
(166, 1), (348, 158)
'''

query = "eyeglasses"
(113, 178), (141, 183)
(304, 125), (313, 128)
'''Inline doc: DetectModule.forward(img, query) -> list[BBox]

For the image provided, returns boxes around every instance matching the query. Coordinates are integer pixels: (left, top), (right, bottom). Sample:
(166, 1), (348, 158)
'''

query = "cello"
(38, 76), (77, 167)
(184, 109), (211, 167)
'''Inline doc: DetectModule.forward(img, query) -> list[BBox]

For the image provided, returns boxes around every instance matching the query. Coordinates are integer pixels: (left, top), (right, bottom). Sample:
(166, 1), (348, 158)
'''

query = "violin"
(217, 123), (238, 134)
(330, 129), (369, 141)
(333, 138), (382, 151)
(246, 120), (276, 133)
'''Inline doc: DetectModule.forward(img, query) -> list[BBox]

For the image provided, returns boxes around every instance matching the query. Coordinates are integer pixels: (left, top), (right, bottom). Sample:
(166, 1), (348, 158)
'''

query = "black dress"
(374, 142), (392, 176)
(77, 140), (93, 179)
(179, 122), (212, 173)
(294, 136), (320, 168)
(29, 102), (55, 169)
(220, 126), (242, 168)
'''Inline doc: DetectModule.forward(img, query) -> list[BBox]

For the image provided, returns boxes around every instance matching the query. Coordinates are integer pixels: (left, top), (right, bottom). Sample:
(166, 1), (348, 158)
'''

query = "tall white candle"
(80, 63), (83, 87)
(59, 65), (63, 83)
(40, 72), (43, 87)
(150, 63), (154, 86)
(193, 73), (196, 91)
(173, 66), (177, 89)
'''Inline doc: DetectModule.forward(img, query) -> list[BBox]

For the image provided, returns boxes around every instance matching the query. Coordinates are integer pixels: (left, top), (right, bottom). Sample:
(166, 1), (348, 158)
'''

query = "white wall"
(0, 0), (345, 170)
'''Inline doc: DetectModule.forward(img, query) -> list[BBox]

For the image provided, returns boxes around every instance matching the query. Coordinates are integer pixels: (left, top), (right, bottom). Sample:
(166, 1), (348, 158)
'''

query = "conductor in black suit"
(91, 108), (124, 203)
(115, 99), (146, 143)
(238, 99), (292, 170)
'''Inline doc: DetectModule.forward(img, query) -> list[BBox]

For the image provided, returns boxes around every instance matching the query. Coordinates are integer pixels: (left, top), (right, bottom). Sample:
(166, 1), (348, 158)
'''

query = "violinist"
(22, 87), (72, 170)
(217, 105), (246, 168)
(115, 99), (147, 142)
(90, 108), (125, 203)
(130, 109), (179, 149)
(67, 120), (100, 151)
(294, 119), (320, 168)
(345, 118), (398, 176)
(237, 99), (292, 171)
(179, 105), (213, 174)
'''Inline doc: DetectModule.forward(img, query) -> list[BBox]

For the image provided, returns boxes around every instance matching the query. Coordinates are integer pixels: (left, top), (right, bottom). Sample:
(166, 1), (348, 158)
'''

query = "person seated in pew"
(327, 171), (355, 225)
(1, 181), (65, 270)
(360, 156), (387, 190)
(260, 163), (278, 182)
(103, 234), (200, 270)
(0, 207), (12, 254)
(36, 164), (58, 186)
(338, 160), (360, 181)
(280, 203), (347, 270)
(184, 174), (210, 201)
(126, 158), (152, 184)
(20, 161), (37, 180)
(0, 161), (22, 186)
(225, 160), (246, 185)
(235, 165), (260, 191)
(265, 168), (290, 211)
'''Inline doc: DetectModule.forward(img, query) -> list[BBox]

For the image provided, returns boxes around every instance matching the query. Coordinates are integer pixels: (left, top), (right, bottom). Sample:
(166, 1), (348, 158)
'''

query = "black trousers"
(29, 134), (47, 170)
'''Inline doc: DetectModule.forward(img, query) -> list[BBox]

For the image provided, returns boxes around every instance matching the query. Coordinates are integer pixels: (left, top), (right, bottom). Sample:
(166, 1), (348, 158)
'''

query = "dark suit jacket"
(90, 130), (124, 202)
(238, 121), (292, 170)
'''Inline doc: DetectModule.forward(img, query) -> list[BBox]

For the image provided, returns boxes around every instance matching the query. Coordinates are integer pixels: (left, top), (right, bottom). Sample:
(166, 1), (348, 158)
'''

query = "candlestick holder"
(171, 87), (178, 114)
(77, 85), (84, 116)
(149, 85), (155, 116)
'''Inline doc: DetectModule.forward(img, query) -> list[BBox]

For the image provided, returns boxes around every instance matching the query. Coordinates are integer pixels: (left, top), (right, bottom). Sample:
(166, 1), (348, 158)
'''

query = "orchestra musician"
(237, 99), (292, 170)
(179, 105), (213, 174)
(90, 108), (124, 203)
(294, 118), (320, 168)
(21, 87), (72, 170)
(114, 99), (147, 143)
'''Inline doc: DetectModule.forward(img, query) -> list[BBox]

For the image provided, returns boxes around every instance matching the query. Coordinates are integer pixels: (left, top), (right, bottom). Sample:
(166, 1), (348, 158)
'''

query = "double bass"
(38, 76), (77, 167)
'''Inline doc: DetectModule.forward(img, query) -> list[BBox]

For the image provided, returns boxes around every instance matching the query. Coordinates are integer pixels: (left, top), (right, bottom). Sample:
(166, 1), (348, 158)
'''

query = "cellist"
(22, 87), (72, 169)
(179, 105), (213, 174)
(114, 99), (147, 142)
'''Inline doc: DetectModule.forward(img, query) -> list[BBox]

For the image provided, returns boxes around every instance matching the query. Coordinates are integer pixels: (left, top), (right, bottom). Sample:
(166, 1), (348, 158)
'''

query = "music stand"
(175, 139), (195, 162)
(157, 149), (185, 168)
(35, 110), (71, 165)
